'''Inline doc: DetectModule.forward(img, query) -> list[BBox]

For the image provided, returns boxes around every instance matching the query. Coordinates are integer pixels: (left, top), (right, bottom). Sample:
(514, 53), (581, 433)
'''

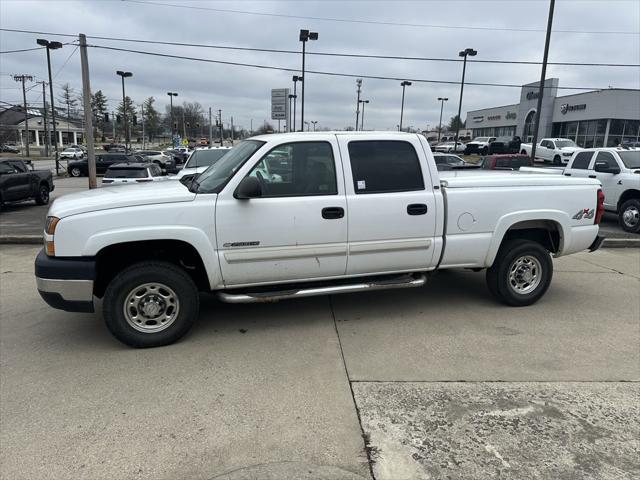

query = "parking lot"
(0, 244), (638, 479)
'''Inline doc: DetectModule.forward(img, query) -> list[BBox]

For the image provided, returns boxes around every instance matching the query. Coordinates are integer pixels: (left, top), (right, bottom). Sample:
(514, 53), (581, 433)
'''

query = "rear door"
(337, 135), (438, 275)
(215, 137), (348, 286)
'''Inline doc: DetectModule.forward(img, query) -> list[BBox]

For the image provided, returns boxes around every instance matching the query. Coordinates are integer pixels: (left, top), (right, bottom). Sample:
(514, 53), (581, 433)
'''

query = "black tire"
(35, 183), (50, 205)
(103, 261), (199, 348)
(553, 155), (561, 166)
(618, 198), (640, 234)
(481, 147), (488, 155)
(70, 166), (82, 177)
(520, 150), (527, 155)
(486, 239), (553, 307)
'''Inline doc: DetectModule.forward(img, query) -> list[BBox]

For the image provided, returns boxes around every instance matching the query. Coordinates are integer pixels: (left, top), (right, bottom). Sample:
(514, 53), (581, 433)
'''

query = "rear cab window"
(347, 140), (424, 194)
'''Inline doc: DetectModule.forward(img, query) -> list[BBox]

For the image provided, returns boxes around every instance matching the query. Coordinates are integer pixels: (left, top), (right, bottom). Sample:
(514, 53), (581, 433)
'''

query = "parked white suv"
(60, 147), (84, 160)
(36, 132), (604, 347)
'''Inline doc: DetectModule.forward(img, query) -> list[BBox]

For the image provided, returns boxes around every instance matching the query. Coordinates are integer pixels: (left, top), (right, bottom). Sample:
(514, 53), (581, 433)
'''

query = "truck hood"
(439, 169), (601, 188)
(49, 180), (196, 218)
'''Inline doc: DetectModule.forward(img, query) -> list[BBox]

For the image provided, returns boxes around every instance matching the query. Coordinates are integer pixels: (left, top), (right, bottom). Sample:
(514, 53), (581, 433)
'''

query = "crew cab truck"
(35, 132), (604, 348)
(520, 138), (581, 165)
(0, 159), (54, 209)
(564, 148), (640, 232)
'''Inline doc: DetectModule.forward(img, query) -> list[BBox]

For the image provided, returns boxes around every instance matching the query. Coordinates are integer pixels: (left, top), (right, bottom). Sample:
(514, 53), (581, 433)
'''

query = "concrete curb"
(1, 235), (638, 247)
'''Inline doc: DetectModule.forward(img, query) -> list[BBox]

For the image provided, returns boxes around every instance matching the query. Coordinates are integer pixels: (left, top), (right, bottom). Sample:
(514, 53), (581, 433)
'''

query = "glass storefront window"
(623, 120), (639, 139)
(609, 119), (624, 135)
(565, 122), (578, 139)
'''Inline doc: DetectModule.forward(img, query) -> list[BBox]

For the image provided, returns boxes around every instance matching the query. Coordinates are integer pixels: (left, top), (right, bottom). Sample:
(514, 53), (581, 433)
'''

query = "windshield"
(619, 151), (640, 168)
(194, 140), (265, 193)
(185, 149), (229, 169)
(555, 140), (577, 148)
(474, 137), (489, 142)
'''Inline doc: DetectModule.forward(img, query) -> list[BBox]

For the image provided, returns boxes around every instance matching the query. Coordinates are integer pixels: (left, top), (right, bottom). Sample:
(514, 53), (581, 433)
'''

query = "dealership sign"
(526, 91), (539, 100)
(560, 103), (587, 114)
(271, 88), (290, 120)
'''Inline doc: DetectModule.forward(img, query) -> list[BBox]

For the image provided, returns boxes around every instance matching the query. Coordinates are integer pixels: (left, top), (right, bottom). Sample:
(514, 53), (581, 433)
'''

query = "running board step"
(217, 273), (427, 304)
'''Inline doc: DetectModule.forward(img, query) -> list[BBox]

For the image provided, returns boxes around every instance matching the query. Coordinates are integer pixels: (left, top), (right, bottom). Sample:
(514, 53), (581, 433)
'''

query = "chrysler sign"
(560, 103), (586, 114)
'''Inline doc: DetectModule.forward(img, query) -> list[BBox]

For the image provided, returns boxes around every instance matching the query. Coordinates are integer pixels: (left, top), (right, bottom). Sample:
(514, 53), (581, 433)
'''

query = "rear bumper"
(588, 235), (605, 252)
(34, 249), (95, 313)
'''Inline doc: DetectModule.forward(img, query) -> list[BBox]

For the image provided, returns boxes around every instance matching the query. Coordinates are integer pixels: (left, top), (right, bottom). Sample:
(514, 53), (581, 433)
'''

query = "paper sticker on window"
(357, 180), (366, 190)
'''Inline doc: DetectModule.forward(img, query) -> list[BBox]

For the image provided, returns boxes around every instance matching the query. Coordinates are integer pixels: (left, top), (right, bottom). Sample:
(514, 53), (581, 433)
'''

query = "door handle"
(407, 203), (428, 215)
(588, 175), (596, 179)
(322, 207), (344, 219)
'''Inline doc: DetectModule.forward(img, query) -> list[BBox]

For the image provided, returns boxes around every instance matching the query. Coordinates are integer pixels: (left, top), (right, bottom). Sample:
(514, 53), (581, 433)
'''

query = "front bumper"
(34, 249), (96, 312)
(588, 235), (605, 252)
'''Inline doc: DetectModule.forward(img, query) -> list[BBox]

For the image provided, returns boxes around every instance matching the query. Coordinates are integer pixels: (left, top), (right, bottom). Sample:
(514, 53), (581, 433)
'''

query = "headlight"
(562, 152), (572, 156)
(45, 216), (60, 235)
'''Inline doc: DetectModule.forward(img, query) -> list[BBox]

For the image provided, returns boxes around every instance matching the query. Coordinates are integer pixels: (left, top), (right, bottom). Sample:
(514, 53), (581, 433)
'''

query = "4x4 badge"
(573, 208), (595, 220)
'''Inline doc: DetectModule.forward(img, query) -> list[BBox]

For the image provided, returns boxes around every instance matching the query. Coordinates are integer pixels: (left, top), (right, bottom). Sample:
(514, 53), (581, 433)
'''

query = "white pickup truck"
(520, 138), (581, 165)
(523, 147), (640, 232)
(35, 132), (604, 347)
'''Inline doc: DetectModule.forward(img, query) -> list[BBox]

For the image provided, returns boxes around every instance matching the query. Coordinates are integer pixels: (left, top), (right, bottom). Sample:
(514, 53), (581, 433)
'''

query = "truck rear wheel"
(619, 199), (640, 233)
(103, 261), (199, 348)
(486, 239), (553, 306)
(35, 183), (50, 205)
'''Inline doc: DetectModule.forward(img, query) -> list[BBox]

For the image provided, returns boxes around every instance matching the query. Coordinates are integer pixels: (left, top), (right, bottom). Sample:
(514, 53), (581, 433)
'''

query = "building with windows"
(466, 79), (640, 147)
(0, 105), (84, 148)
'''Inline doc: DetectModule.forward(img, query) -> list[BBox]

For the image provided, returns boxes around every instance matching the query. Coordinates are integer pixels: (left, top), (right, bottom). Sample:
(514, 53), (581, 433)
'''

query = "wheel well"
(93, 240), (209, 298)
(501, 220), (562, 254)
(617, 189), (640, 210)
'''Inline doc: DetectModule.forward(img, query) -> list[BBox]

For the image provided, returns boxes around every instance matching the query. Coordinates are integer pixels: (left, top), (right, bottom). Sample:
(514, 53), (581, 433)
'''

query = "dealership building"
(466, 78), (640, 148)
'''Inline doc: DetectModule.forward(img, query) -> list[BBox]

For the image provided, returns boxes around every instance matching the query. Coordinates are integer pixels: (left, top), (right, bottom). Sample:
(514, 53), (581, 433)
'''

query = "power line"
(88, 44), (621, 91)
(0, 46), (44, 54)
(1, 28), (637, 68)
(121, 0), (640, 36)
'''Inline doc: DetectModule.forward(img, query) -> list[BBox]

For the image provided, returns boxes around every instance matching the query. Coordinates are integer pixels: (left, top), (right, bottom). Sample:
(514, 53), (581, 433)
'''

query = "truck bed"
(438, 169), (596, 188)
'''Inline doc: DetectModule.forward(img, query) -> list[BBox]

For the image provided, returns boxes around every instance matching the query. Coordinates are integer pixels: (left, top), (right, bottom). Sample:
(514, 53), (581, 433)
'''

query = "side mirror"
(234, 176), (262, 199)
(594, 162), (620, 174)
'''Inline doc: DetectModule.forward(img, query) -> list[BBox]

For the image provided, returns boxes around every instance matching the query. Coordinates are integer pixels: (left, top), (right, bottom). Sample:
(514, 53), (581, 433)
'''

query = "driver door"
(215, 138), (348, 286)
(590, 151), (623, 209)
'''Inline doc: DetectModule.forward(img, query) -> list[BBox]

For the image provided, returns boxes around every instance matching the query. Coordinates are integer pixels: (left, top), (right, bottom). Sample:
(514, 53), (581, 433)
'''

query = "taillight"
(594, 189), (605, 225)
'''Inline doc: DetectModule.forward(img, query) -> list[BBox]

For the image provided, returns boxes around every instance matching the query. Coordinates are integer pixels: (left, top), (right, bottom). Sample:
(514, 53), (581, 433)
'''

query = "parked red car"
(478, 154), (533, 170)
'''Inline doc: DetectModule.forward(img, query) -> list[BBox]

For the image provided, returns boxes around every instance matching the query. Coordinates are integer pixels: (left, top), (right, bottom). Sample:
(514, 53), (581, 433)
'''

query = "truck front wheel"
(103, 261), (199, 347)
(619, 198), (640, 233)
(486, 239), (553, 307)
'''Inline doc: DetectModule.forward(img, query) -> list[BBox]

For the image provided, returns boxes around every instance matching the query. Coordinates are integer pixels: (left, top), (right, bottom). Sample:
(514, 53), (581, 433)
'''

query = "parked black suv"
(68, 153), (141, 177)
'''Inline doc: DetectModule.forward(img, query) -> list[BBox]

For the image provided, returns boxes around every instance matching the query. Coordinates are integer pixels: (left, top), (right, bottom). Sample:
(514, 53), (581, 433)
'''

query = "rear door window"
(348, 140), (424, 194)
(571, 151), (594, 169)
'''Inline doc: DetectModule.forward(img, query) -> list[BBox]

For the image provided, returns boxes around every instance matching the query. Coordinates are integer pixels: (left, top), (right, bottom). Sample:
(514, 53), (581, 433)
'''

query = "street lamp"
(304, 121), (310, 131)
(399, 81), (412, 131)
(453, 48), (477, 149)
(355, 78), (362, 131)
(116, 71), (132, 151)
(291, 76), (301, 132)
(437, 97), (448, 142)
(167, 92), (178, 143)
(311, 120), (318, 131)
(359, 99), (369, 131)
(37, 39), (62, 173)
(299, 29), (318, 132)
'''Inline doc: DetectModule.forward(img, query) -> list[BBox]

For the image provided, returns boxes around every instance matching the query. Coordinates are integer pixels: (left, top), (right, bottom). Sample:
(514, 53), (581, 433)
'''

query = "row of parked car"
(431, 136), (523, 155)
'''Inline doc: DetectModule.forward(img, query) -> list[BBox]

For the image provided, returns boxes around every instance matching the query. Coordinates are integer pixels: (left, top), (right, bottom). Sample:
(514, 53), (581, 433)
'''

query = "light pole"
(291, 76), (300, 132)
(355, 78), (362, 131)
(304, 121), (310, 131)
(454, 48), (477, 150)
(37, 39), (62, 173)
(399, 81), (412, 132)
(167, 92), (178, 145)
(311, 120), (318, 131)
(437, 97), (448, 142)
(288, 94), (296, 132)
(299, 29), (318, 132)
(116, 71), (132, 151)
(359, 100), (369, 131)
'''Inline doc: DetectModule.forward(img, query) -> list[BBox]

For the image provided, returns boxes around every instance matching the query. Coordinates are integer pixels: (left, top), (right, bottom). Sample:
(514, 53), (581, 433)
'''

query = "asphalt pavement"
(0, 245), (638, 479)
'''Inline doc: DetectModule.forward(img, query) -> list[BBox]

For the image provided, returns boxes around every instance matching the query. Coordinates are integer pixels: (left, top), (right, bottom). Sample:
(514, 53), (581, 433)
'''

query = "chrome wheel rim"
(71, 168), (81, 177)
(622, 207), (639, 228)
(40, 186), (49, 202)
(508, 255), (542, 295)
(123, 282), (180, 333)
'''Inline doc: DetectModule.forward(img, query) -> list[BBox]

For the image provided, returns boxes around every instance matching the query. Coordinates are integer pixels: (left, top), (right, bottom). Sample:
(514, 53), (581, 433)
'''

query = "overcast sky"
(1, 0), (639, 132)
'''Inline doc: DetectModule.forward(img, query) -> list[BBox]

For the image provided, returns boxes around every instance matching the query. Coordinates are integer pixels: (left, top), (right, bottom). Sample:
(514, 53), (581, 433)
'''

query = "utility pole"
(13, 75), (33, 157)
(355, 78), (362, 131)
(182, 110), (186, 139)
(230, 116), (234, 144)
(218, 109), (223, 146)
(141, 103), (145, 150)
(111, 110), (115, 140)
(209, 107), (213, 145)
(38, 81), (49, 156)
(79, 34), (97, 189)
(530, 0), (555, 162)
